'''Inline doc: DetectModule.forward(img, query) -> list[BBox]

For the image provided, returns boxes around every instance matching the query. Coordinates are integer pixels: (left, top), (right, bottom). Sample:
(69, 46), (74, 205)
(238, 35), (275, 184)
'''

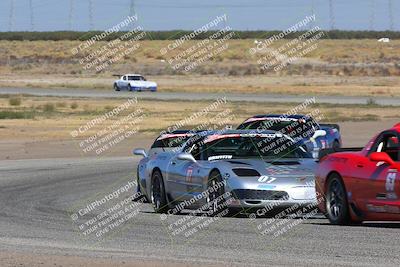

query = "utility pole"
(388, 0), (394, 30)
(69, 0), (74, 31)
(129, 0), (135, 17)
(89, 0), (94, 30)
(329, 0), (335, 30)
(9, 0), (15, 31)
(129, 0), (136, 29)
(369, 0), (375, 31)
(29, 0), (34, 31)
(310, 0), (315, 29)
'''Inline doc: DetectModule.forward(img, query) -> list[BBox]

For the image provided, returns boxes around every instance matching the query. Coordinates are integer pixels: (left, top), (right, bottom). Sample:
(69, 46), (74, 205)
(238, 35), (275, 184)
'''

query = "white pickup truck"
(113, 74), (157, 92)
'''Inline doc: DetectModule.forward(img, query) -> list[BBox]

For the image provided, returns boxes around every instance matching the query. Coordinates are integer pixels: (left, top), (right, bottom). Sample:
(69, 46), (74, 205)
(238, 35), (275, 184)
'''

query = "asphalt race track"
(2, 87), (400, 106)
(0, 157), (399, 266)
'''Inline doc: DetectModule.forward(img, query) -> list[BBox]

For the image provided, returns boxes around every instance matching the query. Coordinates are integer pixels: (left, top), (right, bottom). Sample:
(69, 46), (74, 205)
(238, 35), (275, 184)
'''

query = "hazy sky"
(0, 0), (398, 32)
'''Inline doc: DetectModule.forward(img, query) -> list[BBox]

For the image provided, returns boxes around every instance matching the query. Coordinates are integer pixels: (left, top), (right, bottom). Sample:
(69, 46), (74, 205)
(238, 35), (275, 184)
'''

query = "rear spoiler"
(319, 123), (340, 131)
(318, 147), (363, 160)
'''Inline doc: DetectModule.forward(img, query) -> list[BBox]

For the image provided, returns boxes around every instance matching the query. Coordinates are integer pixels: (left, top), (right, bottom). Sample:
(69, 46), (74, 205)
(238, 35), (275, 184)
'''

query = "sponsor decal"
(367, 204), (400, 214)
(208, 155), (232, 161)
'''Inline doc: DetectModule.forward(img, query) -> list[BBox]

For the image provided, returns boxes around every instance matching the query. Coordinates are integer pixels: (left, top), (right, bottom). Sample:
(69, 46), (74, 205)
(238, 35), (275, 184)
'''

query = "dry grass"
(0, 39), (399, 96)
(0, 95), (398, 141)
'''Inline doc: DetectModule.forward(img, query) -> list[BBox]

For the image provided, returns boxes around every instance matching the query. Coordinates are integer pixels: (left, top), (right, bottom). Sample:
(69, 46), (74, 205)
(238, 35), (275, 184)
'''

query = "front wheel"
(128, 84), (133, 91)
(151, 170), (168, 213)
(325, 174), (351, 225)
(206, 170), (234, 217)
(114, 83), (120, 91)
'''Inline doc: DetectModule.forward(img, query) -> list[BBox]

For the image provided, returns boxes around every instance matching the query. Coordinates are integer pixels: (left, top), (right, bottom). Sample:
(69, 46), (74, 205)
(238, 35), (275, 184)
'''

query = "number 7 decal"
(258, 176), (276, 183)
(386, 171), (396, 192)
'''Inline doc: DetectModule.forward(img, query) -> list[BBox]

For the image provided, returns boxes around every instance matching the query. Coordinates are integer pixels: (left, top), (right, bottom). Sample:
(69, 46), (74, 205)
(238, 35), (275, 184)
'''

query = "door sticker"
(386, 171), (396, 192)
(186, 166), (193, 183)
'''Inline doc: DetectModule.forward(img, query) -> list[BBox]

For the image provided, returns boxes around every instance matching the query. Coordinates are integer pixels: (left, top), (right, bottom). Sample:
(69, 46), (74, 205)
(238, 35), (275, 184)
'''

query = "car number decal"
(386, 171), (396, 192)
(258, 175), (276, 183)
(186, 166), (193, 183)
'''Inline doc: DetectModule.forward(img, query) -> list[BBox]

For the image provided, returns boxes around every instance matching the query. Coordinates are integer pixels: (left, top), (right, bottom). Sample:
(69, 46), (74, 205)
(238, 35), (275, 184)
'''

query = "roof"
(209, 129), (279, 135)
(251, 114), (310, 119)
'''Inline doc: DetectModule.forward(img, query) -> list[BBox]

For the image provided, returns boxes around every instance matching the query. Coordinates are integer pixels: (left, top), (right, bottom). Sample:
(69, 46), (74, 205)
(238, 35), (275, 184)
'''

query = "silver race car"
(133, 130), (201, 202)
(134, 130), (318, 216)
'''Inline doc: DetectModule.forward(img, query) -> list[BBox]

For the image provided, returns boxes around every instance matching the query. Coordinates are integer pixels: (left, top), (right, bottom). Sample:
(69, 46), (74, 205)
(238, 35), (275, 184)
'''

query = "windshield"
(151, 135), (191, 149)
(200, 136), (311, 160)
(238, 118), (319, 140)
(128, 76), (145, 81)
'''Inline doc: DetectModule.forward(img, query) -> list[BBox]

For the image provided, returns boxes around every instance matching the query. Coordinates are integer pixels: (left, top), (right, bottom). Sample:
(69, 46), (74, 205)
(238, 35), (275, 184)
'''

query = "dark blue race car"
(237, 114), (342, 158)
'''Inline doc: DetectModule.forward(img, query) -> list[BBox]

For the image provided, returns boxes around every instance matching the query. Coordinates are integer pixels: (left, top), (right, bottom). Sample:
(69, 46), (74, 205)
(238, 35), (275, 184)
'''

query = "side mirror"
(312, 130), (326, 139)
(369, 152), (394, 165)
(177, 152), (196, 163)
(133, 148), (147, 158)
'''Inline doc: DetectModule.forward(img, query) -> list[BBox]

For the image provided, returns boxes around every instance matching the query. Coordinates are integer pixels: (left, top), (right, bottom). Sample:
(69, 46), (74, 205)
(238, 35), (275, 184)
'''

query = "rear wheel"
(114, 83), (120, 91)
(128, 84), (133, 91)
(326, 174), (351, 225)
(151, 170), (168, 213)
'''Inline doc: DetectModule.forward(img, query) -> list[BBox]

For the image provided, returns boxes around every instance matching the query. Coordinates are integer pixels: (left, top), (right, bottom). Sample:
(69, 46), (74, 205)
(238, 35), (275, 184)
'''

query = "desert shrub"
(9, 97), (22, 106)
(70, 102), (78, 109)
(56, 102), (67, 108)
(43, 103), (55, 112)
(0, 110), (35, 119)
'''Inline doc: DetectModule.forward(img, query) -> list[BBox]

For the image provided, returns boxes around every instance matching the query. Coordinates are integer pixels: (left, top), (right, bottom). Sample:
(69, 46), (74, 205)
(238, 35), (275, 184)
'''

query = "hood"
(217, 158), (317, 181)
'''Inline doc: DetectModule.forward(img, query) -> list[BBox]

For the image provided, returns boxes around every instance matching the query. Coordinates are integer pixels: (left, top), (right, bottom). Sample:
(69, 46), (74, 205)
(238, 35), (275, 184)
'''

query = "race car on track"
(316, 123), (400, 224)
(134, 130), (318, 216)
(113, 74), (157, 92)
(133, 130), (201, 202)
(237, 114), (341, 158)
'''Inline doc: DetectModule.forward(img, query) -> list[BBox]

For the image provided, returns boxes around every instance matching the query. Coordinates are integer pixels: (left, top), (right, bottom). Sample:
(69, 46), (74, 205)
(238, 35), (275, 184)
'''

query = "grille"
(231, 189), (289, 200)
(270, 161), (300, 165)
(232, 168), (260, 177)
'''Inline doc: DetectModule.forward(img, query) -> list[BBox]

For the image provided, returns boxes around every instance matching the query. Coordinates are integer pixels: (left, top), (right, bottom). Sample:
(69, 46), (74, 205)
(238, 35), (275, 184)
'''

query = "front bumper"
(131, 86), (157, 91)
(225, 186), (317, 209)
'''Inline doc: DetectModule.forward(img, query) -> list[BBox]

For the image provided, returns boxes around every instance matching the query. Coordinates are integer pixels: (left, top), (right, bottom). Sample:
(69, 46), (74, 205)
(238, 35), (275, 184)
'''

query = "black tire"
(128, 84), (133, 91)
(114, 83), (120, 91)
(332, 140), (341, 150)
(325, 173), (351, 225)
(206, 170), (234, 217)
(151, 170), (168, 213)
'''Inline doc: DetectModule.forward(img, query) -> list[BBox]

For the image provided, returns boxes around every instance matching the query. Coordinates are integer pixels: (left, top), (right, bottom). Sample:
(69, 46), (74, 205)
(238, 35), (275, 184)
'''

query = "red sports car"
(316, 123), (400, 224)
